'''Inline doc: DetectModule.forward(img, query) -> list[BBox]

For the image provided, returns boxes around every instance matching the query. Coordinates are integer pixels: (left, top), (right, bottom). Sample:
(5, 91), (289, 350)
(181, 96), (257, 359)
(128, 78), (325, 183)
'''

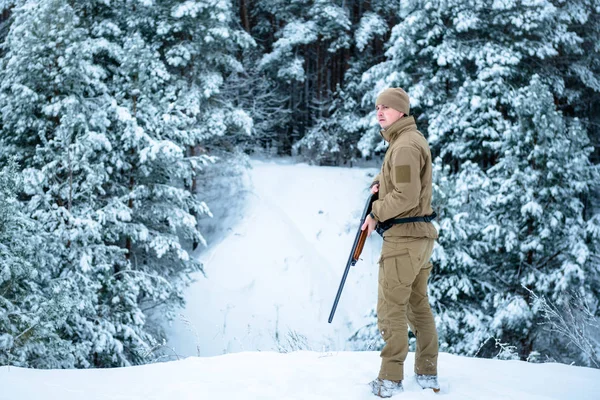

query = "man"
(361, 87), (440, 397)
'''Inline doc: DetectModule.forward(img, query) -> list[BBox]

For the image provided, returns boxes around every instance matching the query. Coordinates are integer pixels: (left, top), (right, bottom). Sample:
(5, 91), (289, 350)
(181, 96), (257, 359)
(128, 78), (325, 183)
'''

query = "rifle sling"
(375, 211), (437, 236)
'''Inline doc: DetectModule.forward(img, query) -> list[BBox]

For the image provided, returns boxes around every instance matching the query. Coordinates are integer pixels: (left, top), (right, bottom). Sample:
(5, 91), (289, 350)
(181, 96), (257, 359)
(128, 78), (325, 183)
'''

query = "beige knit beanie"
(375, 88), (410, 115)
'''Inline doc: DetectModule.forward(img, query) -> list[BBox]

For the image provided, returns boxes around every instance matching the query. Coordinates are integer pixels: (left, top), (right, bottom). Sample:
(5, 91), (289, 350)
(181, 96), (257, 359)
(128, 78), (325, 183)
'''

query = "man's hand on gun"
(361, 183), (379, 237)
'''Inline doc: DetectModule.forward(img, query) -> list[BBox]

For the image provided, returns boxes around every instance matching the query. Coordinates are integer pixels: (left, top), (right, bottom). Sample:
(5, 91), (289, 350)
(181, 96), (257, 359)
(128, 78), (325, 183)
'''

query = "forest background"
(1, 0), (599, 370)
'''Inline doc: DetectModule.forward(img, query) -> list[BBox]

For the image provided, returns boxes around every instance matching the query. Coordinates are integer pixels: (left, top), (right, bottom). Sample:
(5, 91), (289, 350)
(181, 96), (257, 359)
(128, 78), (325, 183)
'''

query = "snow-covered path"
(2, 351), (599, 400)
(166, 159), (382, 357)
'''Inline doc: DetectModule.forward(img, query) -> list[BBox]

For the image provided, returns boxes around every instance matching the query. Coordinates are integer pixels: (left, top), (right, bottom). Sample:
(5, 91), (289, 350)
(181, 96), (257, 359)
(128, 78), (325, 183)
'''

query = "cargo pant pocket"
(382, 252), (417, 287)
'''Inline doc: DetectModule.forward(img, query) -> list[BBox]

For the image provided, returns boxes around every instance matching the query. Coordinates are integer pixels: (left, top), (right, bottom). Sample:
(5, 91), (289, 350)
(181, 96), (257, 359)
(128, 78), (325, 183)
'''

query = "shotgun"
(328, 192), (378, 323)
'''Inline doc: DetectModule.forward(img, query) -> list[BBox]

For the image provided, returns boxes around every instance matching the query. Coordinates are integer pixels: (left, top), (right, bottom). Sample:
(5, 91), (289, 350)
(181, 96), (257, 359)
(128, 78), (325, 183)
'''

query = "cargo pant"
(377, 236), (438, 381)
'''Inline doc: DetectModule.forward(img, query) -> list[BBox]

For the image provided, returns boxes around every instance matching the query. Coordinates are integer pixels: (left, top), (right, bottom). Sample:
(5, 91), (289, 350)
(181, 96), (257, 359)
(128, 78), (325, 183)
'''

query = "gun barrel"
(328, 193), (377, 323)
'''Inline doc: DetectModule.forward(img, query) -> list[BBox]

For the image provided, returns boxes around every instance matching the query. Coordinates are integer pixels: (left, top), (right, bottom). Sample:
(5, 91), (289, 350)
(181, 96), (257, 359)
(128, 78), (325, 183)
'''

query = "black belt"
(375, 211), (437, 236)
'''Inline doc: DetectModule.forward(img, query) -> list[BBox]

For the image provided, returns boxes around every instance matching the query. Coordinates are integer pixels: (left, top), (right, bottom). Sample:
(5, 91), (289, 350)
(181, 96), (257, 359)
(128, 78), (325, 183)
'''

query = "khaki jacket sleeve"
(371, 146), (421, 222)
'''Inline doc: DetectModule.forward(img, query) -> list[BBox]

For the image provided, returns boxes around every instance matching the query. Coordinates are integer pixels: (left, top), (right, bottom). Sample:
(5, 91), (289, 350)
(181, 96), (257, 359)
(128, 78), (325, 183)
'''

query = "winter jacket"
(370, 116), (438, 239)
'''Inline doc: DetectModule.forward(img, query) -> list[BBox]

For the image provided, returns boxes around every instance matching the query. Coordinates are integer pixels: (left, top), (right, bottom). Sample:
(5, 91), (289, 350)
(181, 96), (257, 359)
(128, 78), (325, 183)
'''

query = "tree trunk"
(239, 0), (250, 32)
(125, 94), (137, 264)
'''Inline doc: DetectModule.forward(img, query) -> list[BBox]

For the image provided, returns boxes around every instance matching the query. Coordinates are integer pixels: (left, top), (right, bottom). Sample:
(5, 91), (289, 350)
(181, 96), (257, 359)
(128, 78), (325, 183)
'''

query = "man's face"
(376, 104), (404, 129)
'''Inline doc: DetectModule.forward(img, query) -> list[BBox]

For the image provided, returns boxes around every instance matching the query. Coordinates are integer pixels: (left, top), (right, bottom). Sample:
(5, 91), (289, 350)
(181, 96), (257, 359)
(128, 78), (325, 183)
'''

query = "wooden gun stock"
(352, 229), (368, 263)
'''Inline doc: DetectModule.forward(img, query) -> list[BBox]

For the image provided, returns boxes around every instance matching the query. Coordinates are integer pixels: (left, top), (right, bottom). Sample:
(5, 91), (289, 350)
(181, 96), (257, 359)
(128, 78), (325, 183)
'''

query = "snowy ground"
(2, 351), (600, 400)
(165, 159), (383, 357)
(2, 159), (600, 399)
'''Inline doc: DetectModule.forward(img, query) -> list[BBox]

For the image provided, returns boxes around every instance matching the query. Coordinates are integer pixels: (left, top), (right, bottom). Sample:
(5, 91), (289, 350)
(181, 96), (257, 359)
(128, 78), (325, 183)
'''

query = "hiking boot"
(369, 378), (403, 398)
(415, 374), (440, 393)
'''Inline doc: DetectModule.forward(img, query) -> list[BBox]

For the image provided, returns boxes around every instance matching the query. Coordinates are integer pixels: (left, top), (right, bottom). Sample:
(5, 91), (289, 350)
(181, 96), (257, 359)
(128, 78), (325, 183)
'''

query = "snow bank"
(2, 351), (599, 400)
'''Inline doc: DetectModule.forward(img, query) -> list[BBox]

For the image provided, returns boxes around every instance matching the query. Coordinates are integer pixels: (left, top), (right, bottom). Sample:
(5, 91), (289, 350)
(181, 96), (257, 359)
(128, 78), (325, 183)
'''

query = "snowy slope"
(166, 159), (382, 357)
(2, 351), (600, 400)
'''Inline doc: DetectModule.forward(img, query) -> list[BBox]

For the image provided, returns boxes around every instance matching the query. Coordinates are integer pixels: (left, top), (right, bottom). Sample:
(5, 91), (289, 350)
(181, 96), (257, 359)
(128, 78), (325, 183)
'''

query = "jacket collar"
(380, 115), (416, 143)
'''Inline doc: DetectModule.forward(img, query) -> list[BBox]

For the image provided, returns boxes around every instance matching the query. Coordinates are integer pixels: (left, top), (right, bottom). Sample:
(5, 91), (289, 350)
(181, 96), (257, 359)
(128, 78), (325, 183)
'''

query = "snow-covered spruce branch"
(13, 320), (40, 341)
(112, 269), (173, 290)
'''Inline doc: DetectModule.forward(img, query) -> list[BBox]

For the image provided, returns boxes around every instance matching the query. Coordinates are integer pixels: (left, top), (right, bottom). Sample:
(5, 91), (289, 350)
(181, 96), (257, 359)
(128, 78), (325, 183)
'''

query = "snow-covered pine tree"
(481, 76), (600, 365)
(0, 0), (138, 367)
(221, 0), (402, 160)
(223, 0), (304, 154)
(0, 162), (77, 367)
(0, 0), (250, 367)
(105, 0), (253, 351)
(257, 0), (354, 156)
(294, 1), (397, 165)
(154, 0), (254, 149)
(427, 160), (497, 356)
